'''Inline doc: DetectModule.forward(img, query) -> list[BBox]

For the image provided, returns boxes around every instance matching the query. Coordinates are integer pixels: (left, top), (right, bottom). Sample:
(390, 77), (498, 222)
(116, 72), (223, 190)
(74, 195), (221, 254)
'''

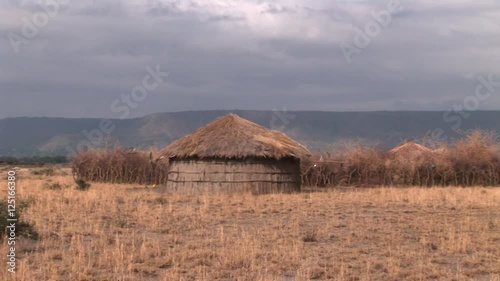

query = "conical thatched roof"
(388, 142), (434, 160)
(157, 114), (311, 160)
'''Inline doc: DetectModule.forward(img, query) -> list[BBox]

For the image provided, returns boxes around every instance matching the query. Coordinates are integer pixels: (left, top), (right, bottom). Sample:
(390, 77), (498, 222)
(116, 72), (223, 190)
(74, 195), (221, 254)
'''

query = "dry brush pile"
(71, 131), (499, 188)
(71, 148), (168, 185)
(303, 130), (500, 187)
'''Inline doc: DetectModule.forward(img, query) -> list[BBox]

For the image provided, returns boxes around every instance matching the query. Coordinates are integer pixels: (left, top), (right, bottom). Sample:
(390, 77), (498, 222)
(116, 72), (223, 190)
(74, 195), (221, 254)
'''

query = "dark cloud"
(0, 0), (499, 119)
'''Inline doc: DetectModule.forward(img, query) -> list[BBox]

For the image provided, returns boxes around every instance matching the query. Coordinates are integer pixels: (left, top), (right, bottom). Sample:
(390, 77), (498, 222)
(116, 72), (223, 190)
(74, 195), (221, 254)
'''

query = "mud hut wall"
(166, 157), (301, 193)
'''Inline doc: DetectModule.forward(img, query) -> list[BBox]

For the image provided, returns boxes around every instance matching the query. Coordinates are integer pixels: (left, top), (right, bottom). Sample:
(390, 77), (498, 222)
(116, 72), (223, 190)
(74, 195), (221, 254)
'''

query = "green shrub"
(75, 179), (91, 191)
(0, 198), (39, 241)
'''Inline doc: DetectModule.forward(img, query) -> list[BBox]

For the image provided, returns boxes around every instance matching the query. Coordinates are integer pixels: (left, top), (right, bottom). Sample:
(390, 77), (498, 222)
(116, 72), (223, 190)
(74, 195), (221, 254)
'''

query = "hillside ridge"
(1, 110), (499, 156)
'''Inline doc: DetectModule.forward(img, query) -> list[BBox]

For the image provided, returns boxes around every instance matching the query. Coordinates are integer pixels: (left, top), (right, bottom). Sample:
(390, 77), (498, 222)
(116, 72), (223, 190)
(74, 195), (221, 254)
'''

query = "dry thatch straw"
(385, 142), (436, 186)
(387, 142), (434, 161)
(71, 147), (168, 185)
(301, 143), (386, 187)
(157, 114), (311, 161)
(69, 127), (499, 188)
(446, 130), (500, 186)
(302, 131), (500, 188)
(157, 114), (311, 193)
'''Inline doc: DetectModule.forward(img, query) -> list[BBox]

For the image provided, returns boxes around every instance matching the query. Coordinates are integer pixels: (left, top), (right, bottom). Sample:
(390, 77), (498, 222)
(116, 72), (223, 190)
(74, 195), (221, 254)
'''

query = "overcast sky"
(1, 0), (499, 119)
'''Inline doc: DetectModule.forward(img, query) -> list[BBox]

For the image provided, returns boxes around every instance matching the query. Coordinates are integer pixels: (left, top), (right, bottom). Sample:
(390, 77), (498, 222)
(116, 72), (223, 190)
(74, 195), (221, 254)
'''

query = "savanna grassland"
(1, 166), (499, 281)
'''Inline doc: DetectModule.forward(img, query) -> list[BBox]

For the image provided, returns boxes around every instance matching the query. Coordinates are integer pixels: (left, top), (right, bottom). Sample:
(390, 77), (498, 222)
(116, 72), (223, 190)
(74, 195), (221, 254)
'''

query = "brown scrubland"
(1, 167), (499, 281)
(71, 130), (500, 188)
(302, 131), (500, 187)
(71, 148), (168, 185)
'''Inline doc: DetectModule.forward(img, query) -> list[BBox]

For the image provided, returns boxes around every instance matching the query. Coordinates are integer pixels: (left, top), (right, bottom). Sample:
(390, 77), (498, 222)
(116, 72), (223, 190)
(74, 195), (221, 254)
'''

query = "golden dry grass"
(1, 167), (499, 281)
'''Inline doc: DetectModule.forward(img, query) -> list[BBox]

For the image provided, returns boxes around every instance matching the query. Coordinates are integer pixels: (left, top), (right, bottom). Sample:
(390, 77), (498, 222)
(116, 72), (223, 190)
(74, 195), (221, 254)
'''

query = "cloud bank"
(1, 0), (499, 118)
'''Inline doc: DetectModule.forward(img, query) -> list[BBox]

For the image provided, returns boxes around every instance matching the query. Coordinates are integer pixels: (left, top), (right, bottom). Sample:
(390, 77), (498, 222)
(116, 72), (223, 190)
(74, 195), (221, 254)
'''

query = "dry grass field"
(1, 167), (499, 281)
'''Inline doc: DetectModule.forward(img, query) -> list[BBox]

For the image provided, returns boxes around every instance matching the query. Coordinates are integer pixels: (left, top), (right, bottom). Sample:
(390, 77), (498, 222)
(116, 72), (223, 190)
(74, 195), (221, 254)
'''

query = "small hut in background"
(157, 114), (310, 194)
(388, 141), (434, 162)
(386, 141), (436, 185)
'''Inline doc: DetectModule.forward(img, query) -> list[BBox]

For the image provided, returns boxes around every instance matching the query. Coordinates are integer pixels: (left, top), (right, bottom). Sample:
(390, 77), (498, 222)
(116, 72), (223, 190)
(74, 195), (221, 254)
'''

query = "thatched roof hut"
(388, 142), (434, 162)
(157, 114), (311, 194)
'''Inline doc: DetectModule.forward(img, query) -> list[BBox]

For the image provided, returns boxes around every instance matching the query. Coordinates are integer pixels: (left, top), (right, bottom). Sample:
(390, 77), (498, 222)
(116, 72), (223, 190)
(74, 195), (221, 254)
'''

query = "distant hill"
(1, 110), (499, 157)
